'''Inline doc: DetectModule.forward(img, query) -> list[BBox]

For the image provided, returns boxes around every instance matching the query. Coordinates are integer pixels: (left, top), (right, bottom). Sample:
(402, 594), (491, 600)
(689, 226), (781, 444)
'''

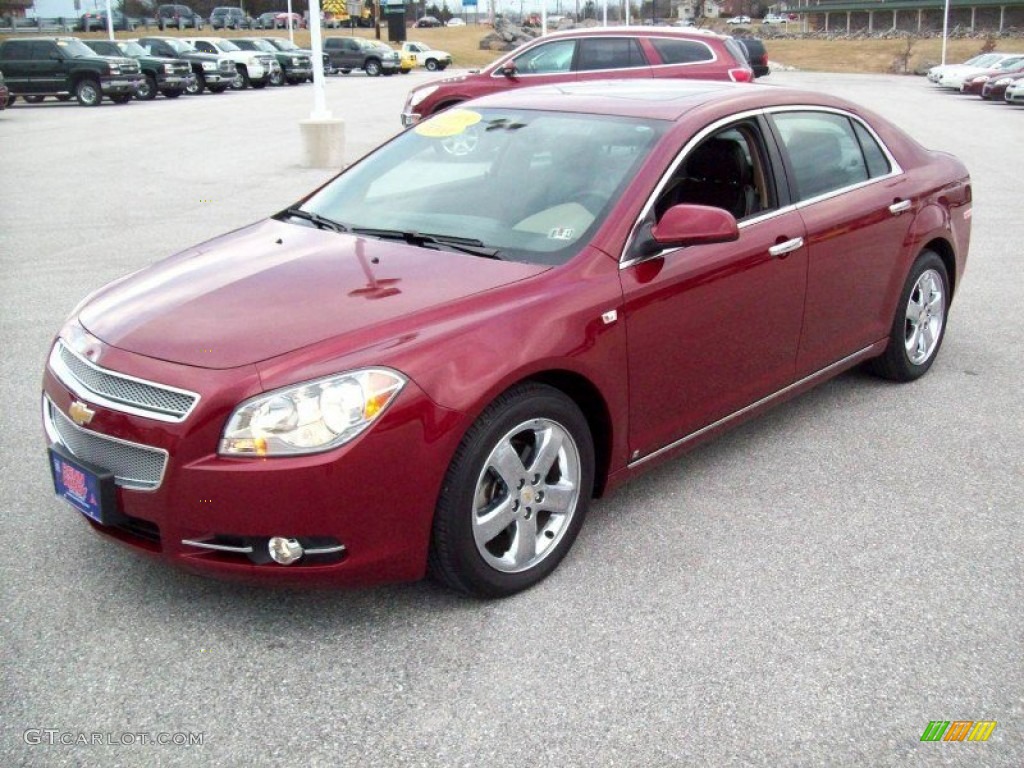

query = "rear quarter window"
(648, 38), (715, 65)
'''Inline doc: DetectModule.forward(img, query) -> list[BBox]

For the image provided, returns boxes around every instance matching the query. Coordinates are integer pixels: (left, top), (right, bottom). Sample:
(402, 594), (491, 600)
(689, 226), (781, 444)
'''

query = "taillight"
(729, 68), (754, 83)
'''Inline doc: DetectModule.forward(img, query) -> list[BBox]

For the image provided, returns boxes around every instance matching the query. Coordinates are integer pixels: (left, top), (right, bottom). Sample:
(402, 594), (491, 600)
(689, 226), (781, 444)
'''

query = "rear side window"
(1, 41), (32, 58)
(649, 38), (714, 65)
(852, 121), (892, 178)
(772, 111), (872, 201)
(576, 38), (647, 71)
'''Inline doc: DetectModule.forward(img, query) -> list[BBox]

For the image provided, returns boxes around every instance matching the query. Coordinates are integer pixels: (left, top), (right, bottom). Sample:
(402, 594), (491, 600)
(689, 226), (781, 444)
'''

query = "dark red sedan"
(961, 58), (1024, 96)
(43, 80), (971, 597)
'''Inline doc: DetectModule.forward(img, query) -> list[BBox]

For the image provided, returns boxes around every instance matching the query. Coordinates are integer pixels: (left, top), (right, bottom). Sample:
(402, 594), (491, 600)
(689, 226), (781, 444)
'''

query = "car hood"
(79, 219), (547, 370)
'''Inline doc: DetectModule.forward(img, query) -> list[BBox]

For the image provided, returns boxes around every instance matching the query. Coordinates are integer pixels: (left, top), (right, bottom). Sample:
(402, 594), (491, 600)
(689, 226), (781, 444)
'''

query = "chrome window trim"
(43, 395), (170, 492)
(619, 105), (905, 269)
(50, 340), (200, 423)
(628, 344), (879, 469)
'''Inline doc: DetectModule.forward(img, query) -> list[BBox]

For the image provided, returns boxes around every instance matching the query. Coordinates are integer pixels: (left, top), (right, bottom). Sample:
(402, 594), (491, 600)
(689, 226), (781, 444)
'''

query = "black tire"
(75, 79), (102, 107)
(136, 74), (158, 101)
(270, 69), (285, 86)
(208, 85), (228, 94)
(232, 66), (250, 90)
(428, 383), (594, 598)
(110, 93), (133, 105)
(868, 249), (950, 382)
(5, 95), (15, 107)
(340, 68), (351, 75)
(163, 89), (184, 98)
(364, 58), (381, 77)
(251, 79), (267, 89)
(56, 94), (72, 102)
(24, 95), (45, 103)
(425, 58), (439, 71)
(186, 73), (205, 95)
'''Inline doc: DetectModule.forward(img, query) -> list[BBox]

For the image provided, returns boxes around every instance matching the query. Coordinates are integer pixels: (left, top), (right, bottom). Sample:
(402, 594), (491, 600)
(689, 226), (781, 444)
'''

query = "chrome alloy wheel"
(904, 268), (945, 365)
(472, 418), (581, 574)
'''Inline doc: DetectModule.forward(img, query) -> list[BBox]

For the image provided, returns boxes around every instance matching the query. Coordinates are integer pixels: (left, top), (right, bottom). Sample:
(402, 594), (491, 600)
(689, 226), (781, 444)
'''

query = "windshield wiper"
(278, 207), (349, 233)
(351, 228), (501, 259)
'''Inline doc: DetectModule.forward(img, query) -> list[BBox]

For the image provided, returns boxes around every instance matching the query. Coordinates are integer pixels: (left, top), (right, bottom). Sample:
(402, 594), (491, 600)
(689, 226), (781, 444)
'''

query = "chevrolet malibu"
(43, 81), (971, 597)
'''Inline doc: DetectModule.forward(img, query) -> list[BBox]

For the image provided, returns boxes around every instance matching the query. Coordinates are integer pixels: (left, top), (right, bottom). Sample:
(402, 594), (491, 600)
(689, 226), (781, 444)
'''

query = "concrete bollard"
(299, 117), (346, 169)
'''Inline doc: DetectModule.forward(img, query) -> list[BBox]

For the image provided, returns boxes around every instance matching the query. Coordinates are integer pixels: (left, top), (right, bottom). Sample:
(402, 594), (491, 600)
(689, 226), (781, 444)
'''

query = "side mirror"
(635, 204), (739, 258)
(500, 61), (517, 78)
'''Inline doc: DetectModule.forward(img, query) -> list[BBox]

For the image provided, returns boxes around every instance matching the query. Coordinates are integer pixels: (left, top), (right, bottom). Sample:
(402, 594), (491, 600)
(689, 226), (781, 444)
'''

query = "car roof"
(540, 24), (730, 42)
(467, 79), (858, 122)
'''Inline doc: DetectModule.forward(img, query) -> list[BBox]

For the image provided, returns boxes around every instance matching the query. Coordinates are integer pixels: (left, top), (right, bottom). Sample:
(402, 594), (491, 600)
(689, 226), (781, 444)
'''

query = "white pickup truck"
(400, 41), (452, 72)
(184, 36), (280, 89)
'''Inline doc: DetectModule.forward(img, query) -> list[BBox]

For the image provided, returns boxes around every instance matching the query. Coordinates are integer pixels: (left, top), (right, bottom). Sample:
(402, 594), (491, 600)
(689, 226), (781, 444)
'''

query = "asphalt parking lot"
(1, 70), (1021, 767)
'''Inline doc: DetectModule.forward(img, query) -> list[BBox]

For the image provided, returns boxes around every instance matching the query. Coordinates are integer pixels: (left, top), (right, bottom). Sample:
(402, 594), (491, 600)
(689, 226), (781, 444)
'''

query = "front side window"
(575, 38), (646, 71)
(512, 40), (576, 75)
(771, 111), (872, 201)
(300, 108), (666, 266)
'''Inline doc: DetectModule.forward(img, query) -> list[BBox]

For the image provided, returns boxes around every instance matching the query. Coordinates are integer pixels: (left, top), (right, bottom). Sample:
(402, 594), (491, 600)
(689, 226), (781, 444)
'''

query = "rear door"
(0, 40), (33, 91)
(573, 36), (651, 82)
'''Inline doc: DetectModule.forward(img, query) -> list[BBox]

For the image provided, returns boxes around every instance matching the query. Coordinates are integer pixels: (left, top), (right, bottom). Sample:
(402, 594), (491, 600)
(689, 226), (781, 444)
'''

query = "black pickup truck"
(85, 39), (194, 100)
(0, 37), (143, 106)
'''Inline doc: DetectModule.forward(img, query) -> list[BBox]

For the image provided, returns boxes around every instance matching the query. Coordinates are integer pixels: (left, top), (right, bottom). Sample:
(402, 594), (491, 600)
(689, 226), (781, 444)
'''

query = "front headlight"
(292, 57), (301, 66)
(163, 63), (174, 73)
(409, 84), (438, 108)
(219, 368), (406, 456)
(108, 63), (121, 75)
(995, 77), (1011, 85)
(202, 61), (216, 71)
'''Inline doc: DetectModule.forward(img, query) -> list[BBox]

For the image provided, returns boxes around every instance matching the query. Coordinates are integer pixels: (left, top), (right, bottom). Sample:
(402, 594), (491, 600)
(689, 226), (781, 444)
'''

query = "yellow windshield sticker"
(415, 109), (482, 138)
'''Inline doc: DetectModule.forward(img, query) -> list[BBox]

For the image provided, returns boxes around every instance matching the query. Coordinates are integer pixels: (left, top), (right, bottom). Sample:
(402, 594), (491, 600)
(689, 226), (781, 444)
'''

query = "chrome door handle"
(769, 237), (804, 258)
(889, 200), (912, 215)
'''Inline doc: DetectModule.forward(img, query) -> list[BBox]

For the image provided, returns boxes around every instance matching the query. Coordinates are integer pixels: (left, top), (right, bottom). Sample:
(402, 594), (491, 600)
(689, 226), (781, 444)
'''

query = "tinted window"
(575, 38), (646, 71)
(772, 111), (870, 201)
(852, 121), (891, 178)
(513, 40), (576, 74)
(2, 41), (32, 58)
(649, 38), (714, 65)
(31, 41), (58, 60)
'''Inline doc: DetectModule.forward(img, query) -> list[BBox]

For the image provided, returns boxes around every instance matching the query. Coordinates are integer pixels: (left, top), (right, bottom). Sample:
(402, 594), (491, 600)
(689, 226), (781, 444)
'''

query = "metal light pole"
(105, 0), (114, 40)
(300, 0), (346, 167)
(941, 0), (951, 65)
(287, 0), (295, 43)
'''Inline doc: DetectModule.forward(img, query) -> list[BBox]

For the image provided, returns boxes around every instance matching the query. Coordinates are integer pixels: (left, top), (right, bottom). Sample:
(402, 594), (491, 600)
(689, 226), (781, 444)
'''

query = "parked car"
(156, 4), (204, 30)
(273, 12), (304, 29)
(80, 10), (136, 31)
(446, 17), (465, 27)
(927, 53), (1007, 83)
(1006, 78), (1024, 104)
(84, 39), (194, 100)
(761, 14), (786, 24)
(726, 15), (751, 25)
(264, 36), (334, 76)
(40, 79), (971, 596)
(960, 58), (1024, 95)
(138, 36), (235, 94)
(183, 36), (278, 89)
(401, 40), (452, 72)
(934, 53), (1023, 88)
(324, 36), (401, 76)
(234, 37), (311, 85)
(0, 69), (9, 110)
(415, 15), (442, 28)
(981, 70), (1024, 101)
(0, 37), (142, 106)
(733, 36), (768, 78)
(209, 7), (251, 30)
(401, 28), (753, 126)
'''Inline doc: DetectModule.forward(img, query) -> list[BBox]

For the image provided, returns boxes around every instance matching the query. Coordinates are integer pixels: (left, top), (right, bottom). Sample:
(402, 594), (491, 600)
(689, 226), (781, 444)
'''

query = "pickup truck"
(400, 41), (452, 72)
(323, 36), (400, 77)
(84, 39), (194, 100)
(138, 36), (236, 94)
(183, 36), (279, 89)
(0, 37), (142, 106)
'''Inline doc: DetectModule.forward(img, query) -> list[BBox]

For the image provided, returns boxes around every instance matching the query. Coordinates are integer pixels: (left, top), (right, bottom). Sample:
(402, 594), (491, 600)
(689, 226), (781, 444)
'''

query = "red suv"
(401, 27), (753, 126)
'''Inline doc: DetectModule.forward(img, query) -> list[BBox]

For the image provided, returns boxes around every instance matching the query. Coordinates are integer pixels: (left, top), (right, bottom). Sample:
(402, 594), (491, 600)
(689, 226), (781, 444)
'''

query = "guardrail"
(0, 17), (160, 34)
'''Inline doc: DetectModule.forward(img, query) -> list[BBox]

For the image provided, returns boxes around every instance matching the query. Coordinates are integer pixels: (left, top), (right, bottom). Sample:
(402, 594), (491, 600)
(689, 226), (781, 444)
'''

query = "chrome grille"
(52, 341), (198, 422)
(45, 398), (168, 491)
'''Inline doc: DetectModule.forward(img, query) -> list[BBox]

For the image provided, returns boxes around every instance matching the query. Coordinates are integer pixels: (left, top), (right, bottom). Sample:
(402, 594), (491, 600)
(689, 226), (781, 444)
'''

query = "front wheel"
(163, 89), (184, 98)
(364, 59), (381, 77)
(208, 85), (229, 94)
(428, 383), (594, 597)
(24, 95), (45, 103)
(75, 79), (102, 107)
(136, 74), (158, 101)
(109, 93), (132, 104)
(186, 73), (205, 95)
(270, 69), (285, 86)
(869, 250), (950, 381)
(232, 66), (249, 90)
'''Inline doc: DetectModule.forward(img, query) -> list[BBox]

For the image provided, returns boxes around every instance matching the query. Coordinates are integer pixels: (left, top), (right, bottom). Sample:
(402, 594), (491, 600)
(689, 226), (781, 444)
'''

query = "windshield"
(215, 40), (241, 52)
(249, 39), (277, 52)
(161, 38), (195, 54)
(118, 42), (148, 57)
(269, 38), (299, 50)
(58, 39), (99, 58)
(300, 108), (665, 266)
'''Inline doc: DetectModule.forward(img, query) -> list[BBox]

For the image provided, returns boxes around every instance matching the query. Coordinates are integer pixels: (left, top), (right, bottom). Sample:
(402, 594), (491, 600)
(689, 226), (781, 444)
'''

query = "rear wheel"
(163, 89), (184, 99)
(425, 58), (439, 71)
(869, 250), (950, 382)
(208, 85), (229, 94)
(428, 383), (594, 598)
(136, 74), (158, 101)
(251, 79), (267, 89)
(75, 79), (102, 107)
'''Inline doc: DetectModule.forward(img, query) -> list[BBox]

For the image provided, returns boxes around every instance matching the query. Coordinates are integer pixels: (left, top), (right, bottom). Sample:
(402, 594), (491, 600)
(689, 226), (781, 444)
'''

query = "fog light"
(268, 537), (303, 565)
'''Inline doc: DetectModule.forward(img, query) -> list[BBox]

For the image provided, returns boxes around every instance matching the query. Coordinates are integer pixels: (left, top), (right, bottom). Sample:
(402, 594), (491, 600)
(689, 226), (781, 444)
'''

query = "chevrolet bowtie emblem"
(69, 401), (95, 426)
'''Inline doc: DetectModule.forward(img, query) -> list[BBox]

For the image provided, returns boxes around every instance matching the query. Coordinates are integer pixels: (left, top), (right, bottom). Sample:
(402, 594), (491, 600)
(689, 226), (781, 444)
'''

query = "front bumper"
(42, 336), (466, 586)
(157, 74), (194, 90)
(101, 75), (145, 95)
